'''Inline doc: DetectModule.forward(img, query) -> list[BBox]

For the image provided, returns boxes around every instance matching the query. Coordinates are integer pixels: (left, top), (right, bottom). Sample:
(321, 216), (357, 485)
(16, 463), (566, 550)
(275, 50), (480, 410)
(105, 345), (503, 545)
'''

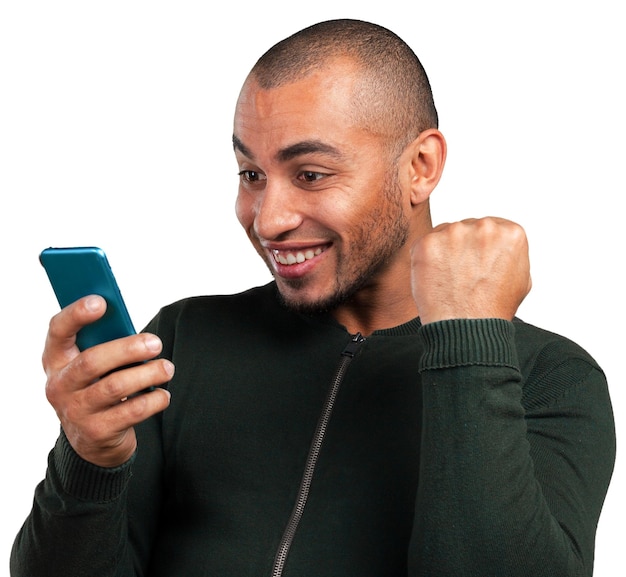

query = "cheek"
(329, 200), (377, 236)
(315, 192), (358, 226)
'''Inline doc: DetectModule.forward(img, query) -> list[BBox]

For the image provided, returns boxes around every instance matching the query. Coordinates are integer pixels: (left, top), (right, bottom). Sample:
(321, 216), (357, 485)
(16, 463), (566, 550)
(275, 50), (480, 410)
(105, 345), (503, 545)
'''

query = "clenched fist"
(411, 217), (532, 325)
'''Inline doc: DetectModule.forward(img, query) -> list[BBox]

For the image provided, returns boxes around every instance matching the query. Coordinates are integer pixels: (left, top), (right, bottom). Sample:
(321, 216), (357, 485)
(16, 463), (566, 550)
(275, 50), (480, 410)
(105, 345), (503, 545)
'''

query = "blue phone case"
(39, 247), (136, 351)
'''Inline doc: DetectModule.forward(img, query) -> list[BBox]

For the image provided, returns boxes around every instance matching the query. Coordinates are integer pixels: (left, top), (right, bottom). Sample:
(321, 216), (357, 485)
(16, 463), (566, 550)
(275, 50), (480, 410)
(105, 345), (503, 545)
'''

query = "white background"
(1, 1), (623, 574)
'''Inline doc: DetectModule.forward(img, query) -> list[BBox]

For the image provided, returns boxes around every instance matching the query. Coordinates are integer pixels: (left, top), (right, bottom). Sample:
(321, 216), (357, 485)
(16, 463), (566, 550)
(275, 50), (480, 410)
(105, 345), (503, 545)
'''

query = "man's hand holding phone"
(42, 295), (174, 468)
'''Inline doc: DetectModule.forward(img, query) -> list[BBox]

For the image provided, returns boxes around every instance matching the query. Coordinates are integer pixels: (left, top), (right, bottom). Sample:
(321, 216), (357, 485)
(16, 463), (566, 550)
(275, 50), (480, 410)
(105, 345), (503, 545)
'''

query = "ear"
(401, 129), (447, 206)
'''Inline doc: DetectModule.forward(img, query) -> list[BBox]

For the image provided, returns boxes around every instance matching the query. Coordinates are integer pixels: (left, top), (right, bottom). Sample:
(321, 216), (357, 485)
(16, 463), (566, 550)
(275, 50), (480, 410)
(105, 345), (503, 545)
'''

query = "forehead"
(233, 60), (370, 160)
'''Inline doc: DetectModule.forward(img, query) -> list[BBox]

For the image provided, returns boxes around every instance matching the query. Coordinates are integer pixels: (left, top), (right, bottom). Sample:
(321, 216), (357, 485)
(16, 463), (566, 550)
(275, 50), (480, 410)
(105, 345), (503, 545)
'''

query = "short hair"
(249, 19), (439, 156)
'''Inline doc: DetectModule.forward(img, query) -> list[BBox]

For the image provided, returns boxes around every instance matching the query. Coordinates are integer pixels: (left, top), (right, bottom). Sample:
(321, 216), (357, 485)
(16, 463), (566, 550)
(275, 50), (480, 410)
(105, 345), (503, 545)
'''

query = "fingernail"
(145, 335), (162, 352)
(85, 295), (103, 312)
(163, 360), (175, 377)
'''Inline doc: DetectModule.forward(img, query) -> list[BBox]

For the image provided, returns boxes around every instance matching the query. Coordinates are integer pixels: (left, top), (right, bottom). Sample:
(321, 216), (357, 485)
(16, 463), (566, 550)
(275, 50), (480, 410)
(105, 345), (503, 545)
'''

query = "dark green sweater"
(11, 283), (615, 576)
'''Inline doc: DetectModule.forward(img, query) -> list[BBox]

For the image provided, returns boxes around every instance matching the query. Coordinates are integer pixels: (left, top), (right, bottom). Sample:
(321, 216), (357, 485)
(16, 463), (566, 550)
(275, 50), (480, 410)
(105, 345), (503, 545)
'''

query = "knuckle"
(41, 349), (50, 372)
(45, 367), (73, 407)
(63, 398), (83, 425)
(46, 313), (62, 339)
(73, 348), (99, 375)
(100, 372), (127, 400)
(511, 223), (528, 243)
(44, 376), (61, 406)
(124, 395), (149, 421)
(475, 217), (496, 234)
(450, 220), (470, 239)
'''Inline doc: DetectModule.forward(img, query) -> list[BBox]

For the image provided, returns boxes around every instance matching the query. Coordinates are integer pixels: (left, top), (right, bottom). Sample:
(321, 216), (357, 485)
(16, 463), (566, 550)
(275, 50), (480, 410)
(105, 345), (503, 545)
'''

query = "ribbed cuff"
(53, 431), (135, 502)
(418, 318), (519, 372)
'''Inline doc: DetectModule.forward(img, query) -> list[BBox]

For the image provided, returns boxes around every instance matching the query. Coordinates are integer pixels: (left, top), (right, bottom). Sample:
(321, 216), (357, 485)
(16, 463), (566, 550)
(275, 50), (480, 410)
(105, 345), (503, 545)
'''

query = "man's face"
(233, 60), (411, 314)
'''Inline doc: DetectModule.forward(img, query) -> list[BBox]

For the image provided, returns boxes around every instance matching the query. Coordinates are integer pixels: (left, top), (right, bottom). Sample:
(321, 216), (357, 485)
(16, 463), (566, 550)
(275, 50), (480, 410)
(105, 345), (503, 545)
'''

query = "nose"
(252, 181), (303, 241)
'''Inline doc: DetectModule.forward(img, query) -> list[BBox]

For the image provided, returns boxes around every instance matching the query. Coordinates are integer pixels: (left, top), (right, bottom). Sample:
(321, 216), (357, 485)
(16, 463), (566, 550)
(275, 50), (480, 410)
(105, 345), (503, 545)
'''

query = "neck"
(331, 283), (419, 336)
(332, 221), (432, 335)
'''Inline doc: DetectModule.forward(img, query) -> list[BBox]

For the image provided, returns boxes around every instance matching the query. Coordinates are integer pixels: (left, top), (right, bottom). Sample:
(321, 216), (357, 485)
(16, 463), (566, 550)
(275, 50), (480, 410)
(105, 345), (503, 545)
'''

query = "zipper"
(271, 332), (366, 577)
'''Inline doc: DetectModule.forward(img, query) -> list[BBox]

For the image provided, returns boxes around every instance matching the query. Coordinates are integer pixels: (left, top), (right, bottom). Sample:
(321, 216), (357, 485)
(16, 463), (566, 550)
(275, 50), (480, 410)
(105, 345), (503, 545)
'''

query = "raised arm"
(408, 217), (615, 575)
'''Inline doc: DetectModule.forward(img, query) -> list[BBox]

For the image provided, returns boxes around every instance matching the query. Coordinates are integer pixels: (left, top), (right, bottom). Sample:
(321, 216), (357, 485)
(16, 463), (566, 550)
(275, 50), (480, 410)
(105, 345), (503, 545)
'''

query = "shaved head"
(248, 19), (438, 158)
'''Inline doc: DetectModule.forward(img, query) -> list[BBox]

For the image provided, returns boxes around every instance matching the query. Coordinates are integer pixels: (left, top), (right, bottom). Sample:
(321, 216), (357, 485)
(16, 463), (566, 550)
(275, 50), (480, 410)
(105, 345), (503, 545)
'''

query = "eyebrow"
(276, 140), (344, 163)
(232, 135), (253, 159)
(232, 135), (344, 163)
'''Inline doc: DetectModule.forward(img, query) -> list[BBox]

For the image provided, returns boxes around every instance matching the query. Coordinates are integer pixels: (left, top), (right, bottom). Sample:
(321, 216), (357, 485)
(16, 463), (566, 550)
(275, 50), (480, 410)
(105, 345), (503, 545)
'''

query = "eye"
(298, 171), (325, 183)
(238, 170), (266, 183)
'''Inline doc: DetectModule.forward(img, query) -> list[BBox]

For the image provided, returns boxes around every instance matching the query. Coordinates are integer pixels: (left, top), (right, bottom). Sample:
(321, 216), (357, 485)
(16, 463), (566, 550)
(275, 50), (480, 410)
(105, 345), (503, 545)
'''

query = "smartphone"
(39, 247), (137, 351)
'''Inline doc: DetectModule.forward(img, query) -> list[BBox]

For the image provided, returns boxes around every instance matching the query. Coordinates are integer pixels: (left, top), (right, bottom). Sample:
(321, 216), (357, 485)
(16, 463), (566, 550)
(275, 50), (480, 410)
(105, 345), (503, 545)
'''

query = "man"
(11, 19), (615, 576)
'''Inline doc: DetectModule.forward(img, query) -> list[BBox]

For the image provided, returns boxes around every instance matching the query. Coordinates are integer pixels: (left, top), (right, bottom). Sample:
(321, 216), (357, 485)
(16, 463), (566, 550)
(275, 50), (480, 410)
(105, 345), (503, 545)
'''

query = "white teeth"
(274, 247), (323, 265)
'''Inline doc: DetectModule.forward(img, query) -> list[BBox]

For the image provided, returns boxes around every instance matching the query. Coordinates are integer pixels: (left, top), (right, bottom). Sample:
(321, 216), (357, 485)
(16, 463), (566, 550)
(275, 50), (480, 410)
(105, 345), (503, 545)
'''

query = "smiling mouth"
(272, 247), (325, 266)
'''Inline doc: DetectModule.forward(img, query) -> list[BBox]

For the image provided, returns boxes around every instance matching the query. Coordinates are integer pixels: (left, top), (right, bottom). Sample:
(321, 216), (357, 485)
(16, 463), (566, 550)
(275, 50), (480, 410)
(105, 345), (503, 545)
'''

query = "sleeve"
(10, 327), (167, 577)
(11, 420), (166, 577)
(408, 319), (615, 577)
(10, 432), (136, 576)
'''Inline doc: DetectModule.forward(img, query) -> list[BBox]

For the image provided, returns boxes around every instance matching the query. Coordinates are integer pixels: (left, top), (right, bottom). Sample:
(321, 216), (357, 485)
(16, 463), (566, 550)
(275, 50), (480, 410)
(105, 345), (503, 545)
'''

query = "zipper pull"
(341, 332), (365, 358)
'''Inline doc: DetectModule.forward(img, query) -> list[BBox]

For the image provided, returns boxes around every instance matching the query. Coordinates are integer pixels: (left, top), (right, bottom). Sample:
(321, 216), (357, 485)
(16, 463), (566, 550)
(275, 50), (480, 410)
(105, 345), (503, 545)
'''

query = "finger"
(68, 385), (172, 467)
(53, 358), (173, 444)
(103, 381), (172, 431)
(83, 357), (175, 409)
(54, 333), (165, 393)
(43, 295), (107, 371)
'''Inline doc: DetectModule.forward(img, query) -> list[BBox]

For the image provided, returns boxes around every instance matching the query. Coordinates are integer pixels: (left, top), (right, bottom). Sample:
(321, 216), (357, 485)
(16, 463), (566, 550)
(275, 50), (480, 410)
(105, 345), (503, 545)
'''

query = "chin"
(276, 280), (354, 317)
